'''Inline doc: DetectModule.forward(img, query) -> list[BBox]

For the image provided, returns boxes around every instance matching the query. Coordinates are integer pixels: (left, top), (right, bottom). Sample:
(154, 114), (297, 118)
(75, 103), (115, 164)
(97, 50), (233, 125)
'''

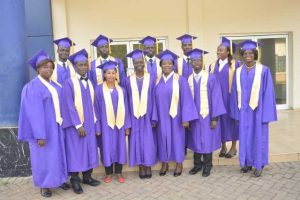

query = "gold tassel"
(108, 38), (112, 54)
(156, 38), (158, 55)
(230, 40), (233, 55)
(257, 43), (260, 64)
(202, 51), (204, 69)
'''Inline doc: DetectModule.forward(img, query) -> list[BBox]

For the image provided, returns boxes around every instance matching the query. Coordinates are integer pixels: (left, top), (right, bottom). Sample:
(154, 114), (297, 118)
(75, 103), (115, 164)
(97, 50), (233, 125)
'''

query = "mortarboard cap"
(239, 40), (262, 51)
(126, 49), (145, 60)
(176, 34), (197, 44)
(157, 49), (178, 61)
(53, 37), (75, 48)
(68, 49), (88, 65)
(97, 60), (118, 71)
(187, 48), (209, 60)
(91, 34), (113, 47)
(28, 49), (51, 70)
(139, 36), (156, 47)
(220, 36), (236, 53)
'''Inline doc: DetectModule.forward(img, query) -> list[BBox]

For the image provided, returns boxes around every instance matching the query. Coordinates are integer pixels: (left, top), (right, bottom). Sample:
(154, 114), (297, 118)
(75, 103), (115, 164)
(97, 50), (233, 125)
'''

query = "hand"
(182, 122), (189, 129)
(210, 120), (217, 129)
(77, 126), (86, 137)
(96, 132), (101, 136)
(152, 123), (157, 128)
(125, 128), (130, 136)
(37, 139), (45, 147)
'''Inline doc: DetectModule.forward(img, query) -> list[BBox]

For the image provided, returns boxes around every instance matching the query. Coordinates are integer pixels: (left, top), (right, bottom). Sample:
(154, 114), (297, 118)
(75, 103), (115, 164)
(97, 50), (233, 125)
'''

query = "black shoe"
(253, 169), (263, 177)
(202, 167), (211, 177)
(173, 171), (182, 177)
(40, 188), (52, 198)
(241, 166), (252, 173)
(145, 173), (152, 179)
(189, 166), (202, 175)
(225, 150), (237, 158)
(82, 177), (101, 186)
(71, 181), (83, 194)
(139, 166), (146, 179)
(219, 149), (227, 157)
(59, 182), (71, 190)
(159, 164), (168, 176)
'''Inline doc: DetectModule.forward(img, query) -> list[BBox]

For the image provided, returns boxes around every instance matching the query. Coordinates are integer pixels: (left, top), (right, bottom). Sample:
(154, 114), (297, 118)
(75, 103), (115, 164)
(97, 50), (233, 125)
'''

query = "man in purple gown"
(230, 40), (277, 177)
(52, 37), (76, 85)
(152, 49), (198, 177)
(89, 34), (126, 87)
(186, 48), (226, 177)
(125, 49), (157, 179)
(139, 36), (161, 78)
(18, 50), (68, 197)
(61, 49), (100, 194)
(174, 34), (197, 79)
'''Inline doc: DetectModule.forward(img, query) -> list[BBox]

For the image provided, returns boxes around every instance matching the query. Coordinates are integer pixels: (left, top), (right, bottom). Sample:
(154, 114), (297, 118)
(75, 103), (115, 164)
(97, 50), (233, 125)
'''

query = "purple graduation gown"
(125, 76), (157, 167)
(174, 58), (193, 79)
(152, 74), (198, 163)
(187, 74), (226, 153)
(94, 84), (131, 167)
(55, 63), (74, 85)
(61, 78), (99, 172)
(146, 58), (159, 78)
(230, 65), (277, 170)
(18, 77), (67, 188)
(89, 57), (127, 88)
(210, 60), (241, 142)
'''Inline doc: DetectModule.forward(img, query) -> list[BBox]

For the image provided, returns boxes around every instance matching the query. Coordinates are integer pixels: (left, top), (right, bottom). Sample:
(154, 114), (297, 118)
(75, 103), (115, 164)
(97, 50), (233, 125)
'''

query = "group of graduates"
(18, 33), (277, 198)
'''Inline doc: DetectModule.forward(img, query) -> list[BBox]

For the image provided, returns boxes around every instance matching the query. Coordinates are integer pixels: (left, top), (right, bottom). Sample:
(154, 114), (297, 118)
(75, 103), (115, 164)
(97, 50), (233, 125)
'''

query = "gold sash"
(94, 56), (120, 85)
(130, 73), (150, 119)
(209, 59), (236, 93)
(51, 60), (76, 82)
(102, 82), (125, 129)
(188, 72), (209, 118)
(177, 57), (183, 76)
(236, 64), (263, 110)
(71, 76), (97, 123)
(38, 75), (63, 125)
(156, 73), (179, 118)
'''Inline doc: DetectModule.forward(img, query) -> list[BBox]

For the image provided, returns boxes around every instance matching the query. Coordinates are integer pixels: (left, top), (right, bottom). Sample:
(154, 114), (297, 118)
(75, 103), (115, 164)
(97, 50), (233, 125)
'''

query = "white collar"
(219, 58), (228, 64)
(182, 54), (189, 62)
(57, 59), (68, 66)
(193, 70), (203, 77)
(76, 73), (87, 79)
(145, 55), (156, 62)
(163, 71), (175, 82)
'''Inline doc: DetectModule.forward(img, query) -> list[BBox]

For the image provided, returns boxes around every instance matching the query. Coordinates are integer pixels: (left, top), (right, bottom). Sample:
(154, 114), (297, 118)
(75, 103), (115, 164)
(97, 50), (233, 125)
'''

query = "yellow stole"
(130, 73), (150, 119)
(188, 71), (209, 118)
(71, 76), (97, 123)
(156, 73), (180, 118)
(177, 57), (184, 76)
(51, 60), (76, 82)
(102, 82), (125, 129)
(236, 63), (263, 110)
(144, 57), (162, 77)
(38, 75), (63, 125)
(209, 59), (236, 93)
(95, 56), (120, 85)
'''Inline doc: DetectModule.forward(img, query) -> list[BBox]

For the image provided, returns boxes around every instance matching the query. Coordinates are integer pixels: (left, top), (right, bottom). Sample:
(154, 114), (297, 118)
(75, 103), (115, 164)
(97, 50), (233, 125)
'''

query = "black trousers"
(193, 152), (203, 168)
(105, 163), (123, 175)
(203, 153), (213, 169)
(69, 168), (93, 182)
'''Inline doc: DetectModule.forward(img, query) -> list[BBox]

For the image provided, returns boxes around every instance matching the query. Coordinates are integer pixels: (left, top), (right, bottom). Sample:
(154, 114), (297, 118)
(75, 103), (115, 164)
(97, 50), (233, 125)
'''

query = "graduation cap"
(187, 48), (209, 60)
(91, 34), (113, 47)
(126, 49), (145, 60)
(139, 36), (156, 47)
(220, 36), (236, 54)
(28, 49), (51, 70)
(53, 37), (75, 48)
(97, 60), (118, 71)
(157, 49), (178, 61)
(176, 34), (197, 44)
(239, 40), (262, 51)
(68, 49), (88, 65)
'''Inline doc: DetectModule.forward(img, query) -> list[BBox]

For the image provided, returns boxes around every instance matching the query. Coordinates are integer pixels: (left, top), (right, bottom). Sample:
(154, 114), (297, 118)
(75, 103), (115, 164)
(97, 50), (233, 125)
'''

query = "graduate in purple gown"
(52, 37), (76, 85)
(61, 49), (100, 194)
(230, 40), (277, 177)
(208, 37), (241, 158)
(89, 34), (126, 87)
(186, 49), (226, 177)
(139, 36), (162, 78)
(152, 49), (198, 177)
(125, 49), (157, 179)
(94, 60), (131, 184)
(18, 50), (68, 197)
(174, 34), (197, 79)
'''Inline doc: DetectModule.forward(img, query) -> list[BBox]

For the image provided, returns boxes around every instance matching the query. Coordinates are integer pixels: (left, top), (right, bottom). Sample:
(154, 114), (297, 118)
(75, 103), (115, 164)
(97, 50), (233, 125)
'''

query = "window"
(225, 34), (289, 109)
(91, 37), (167, 76)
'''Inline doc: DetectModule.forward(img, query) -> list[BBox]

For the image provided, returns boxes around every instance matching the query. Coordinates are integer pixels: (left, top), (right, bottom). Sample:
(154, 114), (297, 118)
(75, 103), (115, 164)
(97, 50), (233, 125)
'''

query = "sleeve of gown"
(18, 83), (47, 141)
(180, 77), (198, 123)
(61, 80), (82, 128)
(229, 71), (240, 120)
(88, 62), (96, 88)
(262, 67), (278, 123)
(94, 86), (102, 133)
(117, 58), (127, 87)
(123, 88), (131, 129)
(210, 75), (226, 119)
(151, 85), (158, 123)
